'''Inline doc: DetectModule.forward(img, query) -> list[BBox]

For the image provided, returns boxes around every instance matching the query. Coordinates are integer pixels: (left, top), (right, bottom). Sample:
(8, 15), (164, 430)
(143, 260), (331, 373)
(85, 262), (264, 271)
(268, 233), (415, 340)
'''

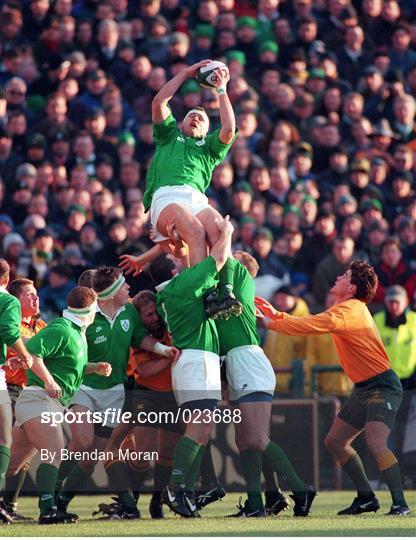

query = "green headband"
(97, 274), (125, 300)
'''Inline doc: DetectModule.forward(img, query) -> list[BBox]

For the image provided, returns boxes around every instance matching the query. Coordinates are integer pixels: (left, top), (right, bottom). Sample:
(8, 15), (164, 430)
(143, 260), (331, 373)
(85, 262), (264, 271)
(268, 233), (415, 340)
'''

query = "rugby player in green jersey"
(217, 253), (316, 518)
(120, 60), (241, 319)
(148, 216), (234, 517)
(0, 259), (33, 524)
(13, 286), (112, 525)
(56, 267), (179, 516)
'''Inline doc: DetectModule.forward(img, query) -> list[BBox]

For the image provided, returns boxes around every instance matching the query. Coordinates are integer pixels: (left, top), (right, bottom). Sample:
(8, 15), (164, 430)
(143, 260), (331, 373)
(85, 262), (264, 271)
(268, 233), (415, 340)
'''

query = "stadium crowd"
(0, 0), (415, 526)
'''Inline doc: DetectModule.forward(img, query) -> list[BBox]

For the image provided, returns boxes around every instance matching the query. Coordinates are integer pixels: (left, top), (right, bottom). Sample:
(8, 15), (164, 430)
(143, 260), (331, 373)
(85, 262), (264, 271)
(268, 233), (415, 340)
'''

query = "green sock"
(218, 258), (234, 298)
(382, 462), (407, 506)
(105, 461), (136, 510)
(36, 464), (58, 515)
(262, 441), (308, 493)
(200, 442), (218, 489)
(240, 450), (263, 512)
(171, 437), (201, 487)
(261, 454), (280, 492)
(0, 444), (10, 492)
(55, 457), (77, 496)
(3, 462), (30, 506)
(58, 463), (91, 504)
(153, 463), (172, 501)
(342, 453), (374, 499)
(185, 445), (205, 492)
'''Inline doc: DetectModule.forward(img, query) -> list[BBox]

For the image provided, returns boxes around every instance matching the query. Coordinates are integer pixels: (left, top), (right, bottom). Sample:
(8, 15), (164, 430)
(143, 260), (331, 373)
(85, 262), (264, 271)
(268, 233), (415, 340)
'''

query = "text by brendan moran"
(40, 448), (159, 464)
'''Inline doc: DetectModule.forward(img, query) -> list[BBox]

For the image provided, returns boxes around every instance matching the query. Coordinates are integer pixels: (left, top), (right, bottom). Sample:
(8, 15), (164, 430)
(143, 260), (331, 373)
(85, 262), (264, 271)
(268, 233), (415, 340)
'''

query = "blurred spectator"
(39, 263), (75, 320)
(263, 285), (309, 395)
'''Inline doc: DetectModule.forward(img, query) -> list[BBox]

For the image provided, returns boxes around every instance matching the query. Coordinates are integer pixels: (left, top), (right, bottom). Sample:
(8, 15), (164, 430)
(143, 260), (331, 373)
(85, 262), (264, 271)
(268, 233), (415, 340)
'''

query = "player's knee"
(365, 432), (387, 456)
(70, 435), (94, 453)
(244, 434), (268, 453)
(324, 433), (340, 453)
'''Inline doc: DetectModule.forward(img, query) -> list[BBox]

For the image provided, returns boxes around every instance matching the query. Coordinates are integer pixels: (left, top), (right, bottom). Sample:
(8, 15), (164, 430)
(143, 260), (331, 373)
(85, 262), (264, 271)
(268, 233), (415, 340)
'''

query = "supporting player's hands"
(254, 297), (279, 319)
(185, 59), (212, 78)
(119, 254), (143, 277)
(167, 346), (180, 362)
(217, 215), (234, 237)
(6, 355), (30, 370)
(45, 379), (62, 399)
(94, 362), (112, 377)
(165, 220), (188, 259)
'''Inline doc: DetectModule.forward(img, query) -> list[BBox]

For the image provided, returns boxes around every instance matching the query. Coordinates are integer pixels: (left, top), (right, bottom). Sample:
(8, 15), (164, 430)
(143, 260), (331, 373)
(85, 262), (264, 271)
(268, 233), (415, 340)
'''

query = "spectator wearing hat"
(249, 40), (279, 81)
(18, 227), (61, 288)
(2, 232), (26, 281)
(374, 237), (416, 304)
(20, 214), (46, 246)
(49, 130), (71, 167)
(359, 65), (385, 104)
(252, 226), (289, 279)
(288, 141), (315, 184)
(25, 132), (48, 167)
(263, 284), (310, 394)
(235, 16), (259, 66)
(360, 198), (384, 229)
(72, 69), (108, 127)
(15, 163), (37, 193)
(312, 235), (358, 306)
(369, 156), (389, 192)
(188, 24), (216, 64)
(349, 158), (371, 201)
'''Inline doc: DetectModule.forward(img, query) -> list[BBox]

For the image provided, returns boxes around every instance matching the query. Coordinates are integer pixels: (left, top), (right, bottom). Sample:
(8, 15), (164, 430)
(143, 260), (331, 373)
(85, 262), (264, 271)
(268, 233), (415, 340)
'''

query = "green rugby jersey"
(156, 256), (219, 354)
(143, 113), (237, 211)
(0, 289), (22, 366)
(83, 302), (148, 389)
(26, 316), (87, 406)
(216, 258), (260, 355)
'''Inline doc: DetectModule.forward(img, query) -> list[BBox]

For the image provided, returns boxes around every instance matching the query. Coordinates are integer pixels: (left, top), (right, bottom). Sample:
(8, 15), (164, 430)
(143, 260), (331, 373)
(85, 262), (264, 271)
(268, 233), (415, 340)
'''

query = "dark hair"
(92, 266), (122, 293)
(349, 260), (378, 304)
(0, 258), (10, 283)
(148, 255), (175, 286)
(78, 269), (96, 288)
(8, 278), (34, 298)
(67, 286), (97, 308)
(381, 237), (401, 253)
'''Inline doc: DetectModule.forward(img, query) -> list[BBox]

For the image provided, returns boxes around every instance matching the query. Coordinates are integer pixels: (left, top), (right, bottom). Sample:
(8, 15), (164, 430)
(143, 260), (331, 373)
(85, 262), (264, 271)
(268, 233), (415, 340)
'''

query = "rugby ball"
(196, 61), (229, 88)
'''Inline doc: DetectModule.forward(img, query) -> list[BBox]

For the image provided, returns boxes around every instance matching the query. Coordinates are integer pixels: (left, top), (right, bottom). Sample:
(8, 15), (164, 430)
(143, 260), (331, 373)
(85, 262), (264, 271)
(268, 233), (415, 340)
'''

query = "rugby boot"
(162, 484), (195, 518)
(338, 496), (380, 515)
(265, 489), (290, 516)
(196, 483), (226, 509)
(38, 508), (78, 525)
(385, 504), (410, 516)
(290, 486), (317, 517)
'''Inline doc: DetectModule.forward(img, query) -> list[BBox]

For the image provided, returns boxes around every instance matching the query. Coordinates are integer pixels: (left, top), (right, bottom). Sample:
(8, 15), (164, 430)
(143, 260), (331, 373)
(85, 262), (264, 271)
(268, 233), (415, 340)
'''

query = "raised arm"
(210, 215), (234, 271)
(215, 68), (235, 144)
(267, 310), (346, 336)
(152, 60), (212, 124)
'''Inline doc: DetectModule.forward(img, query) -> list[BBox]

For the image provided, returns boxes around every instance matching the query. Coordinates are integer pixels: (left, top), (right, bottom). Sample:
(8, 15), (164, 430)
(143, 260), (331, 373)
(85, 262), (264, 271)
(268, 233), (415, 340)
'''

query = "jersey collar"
(96, 303), (126, 326)
(155, 279), (172, 292)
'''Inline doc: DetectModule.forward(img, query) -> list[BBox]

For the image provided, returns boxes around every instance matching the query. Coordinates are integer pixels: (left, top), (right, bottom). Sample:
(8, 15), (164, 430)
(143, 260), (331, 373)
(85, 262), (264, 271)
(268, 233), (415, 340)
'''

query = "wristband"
(154, 342), (171, 357)
(216, 85), (227, 95)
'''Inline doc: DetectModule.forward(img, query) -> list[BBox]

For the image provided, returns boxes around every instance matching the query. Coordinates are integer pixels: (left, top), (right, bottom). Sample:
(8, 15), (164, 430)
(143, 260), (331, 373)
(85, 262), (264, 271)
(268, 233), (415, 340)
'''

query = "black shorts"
(131, 384), (183, 434)
(338, 370), (403, 430)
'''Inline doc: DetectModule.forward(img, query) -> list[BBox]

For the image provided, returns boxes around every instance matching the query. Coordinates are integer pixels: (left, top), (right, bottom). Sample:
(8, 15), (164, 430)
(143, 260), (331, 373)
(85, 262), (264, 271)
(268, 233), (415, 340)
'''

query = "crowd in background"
(0, 0), (415, 395)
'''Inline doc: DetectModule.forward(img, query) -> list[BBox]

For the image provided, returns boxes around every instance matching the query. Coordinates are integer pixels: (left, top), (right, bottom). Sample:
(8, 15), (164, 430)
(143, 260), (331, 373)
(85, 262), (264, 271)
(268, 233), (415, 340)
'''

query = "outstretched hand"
(185, 59), (212, 78)
(119, 254), (143, 277)
(254, 296), (278, 319)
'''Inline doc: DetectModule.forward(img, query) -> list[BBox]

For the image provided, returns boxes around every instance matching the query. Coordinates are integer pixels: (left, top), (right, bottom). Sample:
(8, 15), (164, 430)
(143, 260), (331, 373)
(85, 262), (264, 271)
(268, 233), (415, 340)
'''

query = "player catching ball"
(120, 59), (240, 319)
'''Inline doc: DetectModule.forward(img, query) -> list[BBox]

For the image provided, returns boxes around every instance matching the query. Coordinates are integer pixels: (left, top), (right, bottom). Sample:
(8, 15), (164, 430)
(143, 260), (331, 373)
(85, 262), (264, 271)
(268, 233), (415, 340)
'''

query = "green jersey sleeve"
(153, 113), (178, 146)
(174, 256), (218, 299)
(26, 325), (64, 359)
(206, 128), (238, 162)
(0, 295), (21, 346)
(130, 306), (149, 347)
